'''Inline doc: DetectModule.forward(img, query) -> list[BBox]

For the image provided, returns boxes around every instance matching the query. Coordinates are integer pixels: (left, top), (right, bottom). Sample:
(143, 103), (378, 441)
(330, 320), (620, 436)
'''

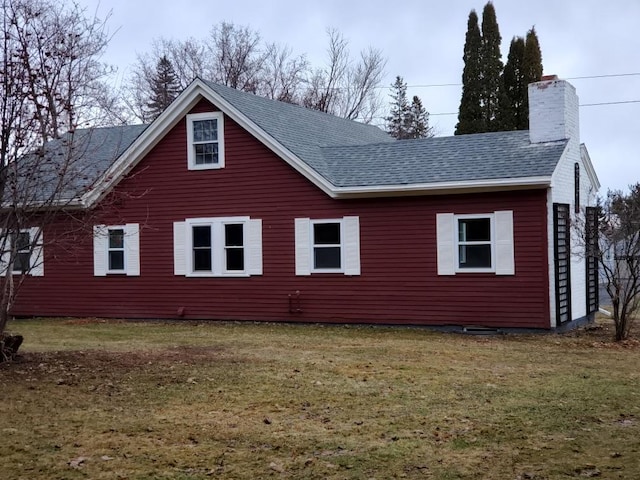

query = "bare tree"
(257, 42), (309, 103)
(124, 24), (386, 124)
(0, 0), (119, 359)
(207, 22), (265, 92)
(581, 187), (640, 341)
(302, 29), (386, 123)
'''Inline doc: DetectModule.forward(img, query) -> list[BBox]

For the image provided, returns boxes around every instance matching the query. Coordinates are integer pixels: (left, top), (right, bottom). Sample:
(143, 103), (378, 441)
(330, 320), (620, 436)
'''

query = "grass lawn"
(1, 317), (639, 479)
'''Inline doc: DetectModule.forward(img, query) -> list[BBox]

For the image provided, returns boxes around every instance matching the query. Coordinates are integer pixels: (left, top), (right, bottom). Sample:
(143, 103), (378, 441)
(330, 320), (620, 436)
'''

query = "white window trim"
(311, 218), (344, 274)
(295, 216), (361, 276)
(106, 226), (126, 274)
(186, 112), (225, 170)
(175, 216), (262, 278)
(0, 227), (44, 277)
(436, 211), (514, 276)
(454, 213), (496, 273)
(93, 224), (140, 277)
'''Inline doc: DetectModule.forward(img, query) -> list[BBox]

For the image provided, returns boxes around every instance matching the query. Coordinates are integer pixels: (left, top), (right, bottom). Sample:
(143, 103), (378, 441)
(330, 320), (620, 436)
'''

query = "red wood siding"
(12, 99), (551, 328)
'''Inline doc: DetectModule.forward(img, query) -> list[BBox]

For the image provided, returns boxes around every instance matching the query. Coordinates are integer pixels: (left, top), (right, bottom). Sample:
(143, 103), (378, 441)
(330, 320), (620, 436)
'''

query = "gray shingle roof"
(203, 81), (394, 183)
(321, 130), (568, 187)
(10, 124), (147, 204)
(204, 82), (566, 188)
(18, 81), (567, 205)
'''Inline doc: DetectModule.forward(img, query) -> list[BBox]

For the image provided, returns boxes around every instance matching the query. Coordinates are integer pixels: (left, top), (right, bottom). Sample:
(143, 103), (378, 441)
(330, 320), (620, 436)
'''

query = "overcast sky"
(80, 0), (640, 193)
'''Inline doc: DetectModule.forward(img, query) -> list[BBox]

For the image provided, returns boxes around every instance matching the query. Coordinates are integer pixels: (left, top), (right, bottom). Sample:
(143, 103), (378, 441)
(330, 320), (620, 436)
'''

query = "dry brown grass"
(1, 317), (639, 479)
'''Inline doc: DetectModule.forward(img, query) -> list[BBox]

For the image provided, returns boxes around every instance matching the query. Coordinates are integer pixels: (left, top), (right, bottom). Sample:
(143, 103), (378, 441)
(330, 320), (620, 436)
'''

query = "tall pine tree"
(408, 96), (433, 139)
(455, 10), (483, 135)
(386, 76), (411, 139)
(480, 2), (504, 132)
(146, 55), (180, 121)
(457, 3), (544, 134)
(521, 27), (543, 128)
(500, 36), (525, 130)
(386, 77), (433, 139)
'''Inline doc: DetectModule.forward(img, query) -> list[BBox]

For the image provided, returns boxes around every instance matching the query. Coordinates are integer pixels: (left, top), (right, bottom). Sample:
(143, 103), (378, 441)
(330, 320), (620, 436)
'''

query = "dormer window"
(186, 112), (225, 170)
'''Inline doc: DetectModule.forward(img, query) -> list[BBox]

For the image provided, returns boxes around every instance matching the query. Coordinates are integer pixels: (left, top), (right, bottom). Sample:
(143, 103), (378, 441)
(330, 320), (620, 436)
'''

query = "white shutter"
(343, 216), (361, 276)
(30, 227), (44, 277)
(93, 225), (108, 277)
(294, 218), (311, 276)
(436, 213), (455, 275)
(247, 219), (263, 275)
(173, 221), (186, 276)
(495, 210), (515, 275)
(125, 223), (140, 276)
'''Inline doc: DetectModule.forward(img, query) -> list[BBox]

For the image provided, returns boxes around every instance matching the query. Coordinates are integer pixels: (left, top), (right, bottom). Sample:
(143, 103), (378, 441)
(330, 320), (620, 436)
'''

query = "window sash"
(107, 228), (125, 272)
(224, 223), (244, 272)
(12, 231), (32, 274)
(187, 113), (224, 170)
(311, 221), (343, 272)
(455, 215), (494, 272)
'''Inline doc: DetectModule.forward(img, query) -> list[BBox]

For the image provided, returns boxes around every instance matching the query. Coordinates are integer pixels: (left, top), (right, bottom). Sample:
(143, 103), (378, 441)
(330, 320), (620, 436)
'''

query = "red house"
(8, 75), (600, 330)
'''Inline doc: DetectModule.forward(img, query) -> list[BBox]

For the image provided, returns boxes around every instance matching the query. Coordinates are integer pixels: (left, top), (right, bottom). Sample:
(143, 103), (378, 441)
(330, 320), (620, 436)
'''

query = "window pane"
(314, 223), (341, 245)
(195, 143), (219, 165)
(192, 226), (211, 248)
(109, 250), (125, 270)
(109, 229), (124, 249)
(226, 248), (244, 271)
(459, 218), (490, 242)
(225, 224), (244, 247)
(459, 244), (491, 268)
(314, 246), (341, 269)
(16, 232), (30, 251)
(193, 249), (212, 271)
(14, 252), (30, 273)
(193, 119), (217, 142)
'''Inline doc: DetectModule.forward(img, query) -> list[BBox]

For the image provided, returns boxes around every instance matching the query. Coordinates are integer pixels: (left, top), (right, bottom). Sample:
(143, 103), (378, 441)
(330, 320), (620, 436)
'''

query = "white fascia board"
(331, 176), (552, 198)
(580, 144), (601, 192)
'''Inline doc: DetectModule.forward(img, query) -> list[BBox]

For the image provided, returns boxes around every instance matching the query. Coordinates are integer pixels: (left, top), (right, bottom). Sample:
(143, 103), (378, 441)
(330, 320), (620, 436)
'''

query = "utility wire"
(400, 72), (640, 89)
(431, 100), (640, 116)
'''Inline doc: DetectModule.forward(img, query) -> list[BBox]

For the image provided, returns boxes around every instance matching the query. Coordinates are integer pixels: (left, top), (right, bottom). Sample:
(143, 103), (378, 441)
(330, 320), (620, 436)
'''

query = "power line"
(399, 72), (640, 90)
(398, 99), (640, 118)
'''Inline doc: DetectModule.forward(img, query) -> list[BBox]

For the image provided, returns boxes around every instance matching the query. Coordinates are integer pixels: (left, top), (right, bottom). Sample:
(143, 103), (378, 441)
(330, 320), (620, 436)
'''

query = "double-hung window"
(295, 216), (361, 276)
(457, 216), (493, 270)
(93, 224), (140, 276)
(312, 221), (342, 271)
(13, 231), (32, 274)
(0, 228), (44, 276)
(173, 217), (262, 277)
(186, 112), (225, 170)
(436, 211), (514, 276)
(108, 228), (125, 272)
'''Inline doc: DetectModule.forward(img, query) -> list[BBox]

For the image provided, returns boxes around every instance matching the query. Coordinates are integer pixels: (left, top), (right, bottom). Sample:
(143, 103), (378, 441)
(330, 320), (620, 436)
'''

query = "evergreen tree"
(521, 27), (543, 128)
(386, 77), (433, 139)
(146, 55), (180, 121)
(408, 96), (433, 139)
(385, 76), (412, 139)
(499, 36), (526, 130)
(455, 10), (484, 135)
(480, 1), (504, 132)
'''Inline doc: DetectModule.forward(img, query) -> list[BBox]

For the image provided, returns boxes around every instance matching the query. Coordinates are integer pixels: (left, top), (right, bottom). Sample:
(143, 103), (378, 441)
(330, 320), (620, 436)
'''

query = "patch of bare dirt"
(0, 345), (227, 378)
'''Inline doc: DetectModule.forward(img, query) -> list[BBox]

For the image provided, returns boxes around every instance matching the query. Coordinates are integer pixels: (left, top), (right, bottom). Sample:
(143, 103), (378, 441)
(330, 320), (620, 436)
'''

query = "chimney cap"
(541, 74), (559, 81)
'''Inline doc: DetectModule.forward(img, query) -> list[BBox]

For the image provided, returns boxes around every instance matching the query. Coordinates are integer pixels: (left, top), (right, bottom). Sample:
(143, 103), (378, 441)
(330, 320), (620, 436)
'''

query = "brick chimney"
(528, 75), (579, 144)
